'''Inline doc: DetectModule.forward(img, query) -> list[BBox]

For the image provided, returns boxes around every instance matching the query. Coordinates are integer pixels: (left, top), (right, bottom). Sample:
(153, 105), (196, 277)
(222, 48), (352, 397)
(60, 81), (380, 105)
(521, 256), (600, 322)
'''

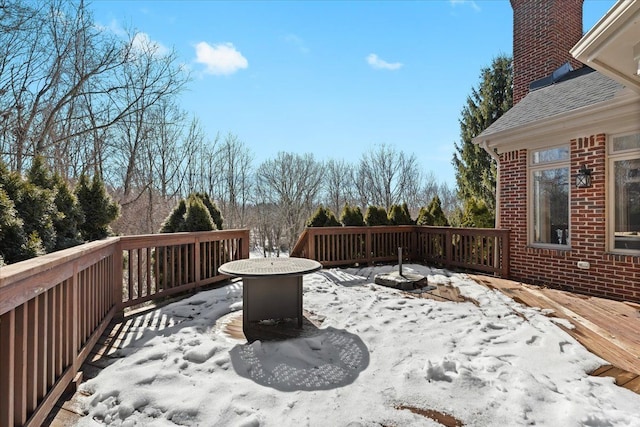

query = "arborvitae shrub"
(160, 193), (224, 232)
(52, 175), (84, 250)
(388, 203), (413, 225)
(195, 192), (223, 230)
(427, 196), (449, 226)
(183, 195), (215, 231)
(0, 188), (30, 263)
(76, 174), (120, 240)
(340, 204), (365, 226)
(307, 205), (340, 227)
(27, 156), (56, 189)
(364, 206), (389, 226)
(16, 180), (57, 252)
(0, 157), (90, 262)
(160, 199), (187, 233)
(24, 231), (46, 259)
(401, 203), (413, 224)
(461, 199), (494, 228)
(416, 207), (434, 226)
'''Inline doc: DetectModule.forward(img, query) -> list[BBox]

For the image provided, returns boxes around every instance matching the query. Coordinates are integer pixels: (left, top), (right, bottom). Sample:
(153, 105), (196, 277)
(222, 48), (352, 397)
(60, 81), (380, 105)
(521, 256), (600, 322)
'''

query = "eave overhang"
(570, 0), (640, 93)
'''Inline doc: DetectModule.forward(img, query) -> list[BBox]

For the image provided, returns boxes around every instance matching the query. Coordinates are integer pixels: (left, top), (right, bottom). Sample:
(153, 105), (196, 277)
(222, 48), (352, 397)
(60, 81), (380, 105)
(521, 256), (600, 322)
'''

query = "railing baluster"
(15, 304), (27, 425)
(0, 309), (15, 427)
(26, 298), (38, 414)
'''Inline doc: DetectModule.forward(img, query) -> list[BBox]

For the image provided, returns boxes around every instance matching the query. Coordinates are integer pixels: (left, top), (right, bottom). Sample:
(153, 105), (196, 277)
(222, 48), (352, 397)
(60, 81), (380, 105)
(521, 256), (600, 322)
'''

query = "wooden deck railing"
(291, 225), (510, 277)
(0, 229), (250, 427)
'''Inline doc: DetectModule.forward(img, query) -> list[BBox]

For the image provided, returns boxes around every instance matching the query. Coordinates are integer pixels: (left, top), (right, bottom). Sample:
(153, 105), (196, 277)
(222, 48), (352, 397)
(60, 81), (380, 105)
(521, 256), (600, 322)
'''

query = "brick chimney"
(511, 0), (585, 104)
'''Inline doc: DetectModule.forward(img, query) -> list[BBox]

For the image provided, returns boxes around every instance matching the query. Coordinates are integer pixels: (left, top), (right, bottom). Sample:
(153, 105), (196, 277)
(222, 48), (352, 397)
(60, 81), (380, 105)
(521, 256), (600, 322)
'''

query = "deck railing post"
(113, 241), (124, 315)
(72, 264), (80, 372)
(194, 236), (201, 286)
(501, 231), (510, 278)
(366, 228), (373, 266)
(445, 229), (453, 270)
(242, 230), (250, 259)
(308, 229), (316, 261)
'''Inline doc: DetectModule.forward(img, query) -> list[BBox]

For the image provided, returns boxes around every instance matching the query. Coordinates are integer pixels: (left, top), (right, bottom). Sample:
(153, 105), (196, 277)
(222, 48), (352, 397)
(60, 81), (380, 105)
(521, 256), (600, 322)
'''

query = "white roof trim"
(570, 0), (640, 92)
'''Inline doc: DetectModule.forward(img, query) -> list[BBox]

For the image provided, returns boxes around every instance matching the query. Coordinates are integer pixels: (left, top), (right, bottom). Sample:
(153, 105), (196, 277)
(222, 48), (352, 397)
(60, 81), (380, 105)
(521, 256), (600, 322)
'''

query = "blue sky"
(90, 0), (615, 187)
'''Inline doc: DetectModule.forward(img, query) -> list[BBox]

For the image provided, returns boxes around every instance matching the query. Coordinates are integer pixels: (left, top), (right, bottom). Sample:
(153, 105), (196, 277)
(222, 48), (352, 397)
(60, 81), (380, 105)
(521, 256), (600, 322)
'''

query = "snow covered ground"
(77, 263), (640, 426)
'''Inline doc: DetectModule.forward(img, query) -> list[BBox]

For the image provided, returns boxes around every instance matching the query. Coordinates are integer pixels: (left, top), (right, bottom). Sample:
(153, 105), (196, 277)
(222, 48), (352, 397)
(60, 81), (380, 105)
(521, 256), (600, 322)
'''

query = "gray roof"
(478, 68), (624, 138)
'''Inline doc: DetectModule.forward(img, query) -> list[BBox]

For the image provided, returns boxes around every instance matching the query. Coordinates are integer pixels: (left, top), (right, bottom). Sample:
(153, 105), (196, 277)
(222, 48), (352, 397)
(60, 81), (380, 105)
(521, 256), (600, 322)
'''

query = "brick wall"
(511, 0), (585, 104)
(499, 134), (640, 303)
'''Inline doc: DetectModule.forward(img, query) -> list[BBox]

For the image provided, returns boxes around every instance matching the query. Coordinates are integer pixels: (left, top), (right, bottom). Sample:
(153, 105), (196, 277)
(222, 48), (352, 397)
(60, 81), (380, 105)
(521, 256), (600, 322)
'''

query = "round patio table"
(219, 258), (322, 332)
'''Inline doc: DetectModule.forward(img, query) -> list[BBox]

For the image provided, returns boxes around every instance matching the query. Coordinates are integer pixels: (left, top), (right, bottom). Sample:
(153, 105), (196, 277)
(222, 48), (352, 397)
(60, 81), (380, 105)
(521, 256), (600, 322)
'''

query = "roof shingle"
(478, 68), (623, 138)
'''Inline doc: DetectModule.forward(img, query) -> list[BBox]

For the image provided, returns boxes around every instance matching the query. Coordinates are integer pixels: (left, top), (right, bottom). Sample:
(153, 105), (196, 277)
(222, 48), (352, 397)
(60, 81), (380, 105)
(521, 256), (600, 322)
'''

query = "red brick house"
(474, 0), (640, 303)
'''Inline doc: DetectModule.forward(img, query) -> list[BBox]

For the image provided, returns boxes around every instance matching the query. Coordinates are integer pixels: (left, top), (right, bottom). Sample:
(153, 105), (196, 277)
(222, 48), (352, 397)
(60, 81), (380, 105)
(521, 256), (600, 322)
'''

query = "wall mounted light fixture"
(635, 41), (640, 76)
(576, 164), (592, 188)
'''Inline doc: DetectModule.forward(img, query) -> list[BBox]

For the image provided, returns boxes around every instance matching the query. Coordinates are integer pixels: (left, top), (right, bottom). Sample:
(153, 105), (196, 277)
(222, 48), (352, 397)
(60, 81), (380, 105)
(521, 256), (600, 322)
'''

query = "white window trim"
(607, 131), (640, 255)
(528, 145), (571, 250)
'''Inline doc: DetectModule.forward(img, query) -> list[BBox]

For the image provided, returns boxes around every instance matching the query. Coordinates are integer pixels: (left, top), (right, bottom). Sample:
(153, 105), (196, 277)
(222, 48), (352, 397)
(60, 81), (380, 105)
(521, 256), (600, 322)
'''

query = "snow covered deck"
(47, 265), (640, 426)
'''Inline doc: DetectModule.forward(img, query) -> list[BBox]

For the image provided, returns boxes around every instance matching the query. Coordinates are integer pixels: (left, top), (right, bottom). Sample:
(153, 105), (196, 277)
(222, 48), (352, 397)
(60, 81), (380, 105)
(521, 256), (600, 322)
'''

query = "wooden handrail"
(291, 225), (510, 277)
(0, 229), (251, 427)
(290, 228), (309, 258)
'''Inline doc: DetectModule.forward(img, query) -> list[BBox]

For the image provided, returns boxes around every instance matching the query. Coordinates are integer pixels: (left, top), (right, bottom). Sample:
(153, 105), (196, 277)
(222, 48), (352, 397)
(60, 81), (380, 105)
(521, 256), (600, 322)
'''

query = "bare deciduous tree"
(215, 133), (253, 229)
(322, 158), (355, 218)
(255, 152), (323, 251)
(354, 144), (422, 211)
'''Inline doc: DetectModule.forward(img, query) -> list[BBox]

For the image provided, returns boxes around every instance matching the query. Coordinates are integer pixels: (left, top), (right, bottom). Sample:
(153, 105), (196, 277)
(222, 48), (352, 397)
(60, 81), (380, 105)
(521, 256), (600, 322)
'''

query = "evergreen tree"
(53, 175), (85, 249)
(160, 193), (225, 232)
(27, 157), (85, 250)
(183, 195), (215, 231)
(306, 205), (340, 227)
(160, 199), (187, 233)
(14, 180), (57, 252)
(416, 206), (434, 226)
(452, 55), (512, 221)
(461, 199), (495, 228)
(26, 156), (56, 189)
(340, 204), (365, 226)
(364, 206), (389, 226)
(388, 203), (412, 225)
(0, 188), (31, 263)
(195, 192), (223, 230)
(427, 196), (449, 227)
(76, 174), (120, 241)
(1, 162), (54, 251)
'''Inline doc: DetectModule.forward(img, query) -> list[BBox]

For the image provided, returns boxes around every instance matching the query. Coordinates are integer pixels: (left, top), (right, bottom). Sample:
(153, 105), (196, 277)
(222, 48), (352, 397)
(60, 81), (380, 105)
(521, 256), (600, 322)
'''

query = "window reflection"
(533, 168), (569, 245)
(614, 158), (640, 250)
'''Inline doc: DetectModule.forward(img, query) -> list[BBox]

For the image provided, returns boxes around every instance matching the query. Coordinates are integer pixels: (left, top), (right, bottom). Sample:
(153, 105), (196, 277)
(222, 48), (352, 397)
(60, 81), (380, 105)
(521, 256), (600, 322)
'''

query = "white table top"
(219, 257), (322, 278)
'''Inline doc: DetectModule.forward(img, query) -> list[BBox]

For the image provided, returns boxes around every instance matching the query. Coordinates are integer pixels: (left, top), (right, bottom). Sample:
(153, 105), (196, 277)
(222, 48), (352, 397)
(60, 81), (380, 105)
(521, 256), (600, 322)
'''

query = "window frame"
(607, 131), (640, 255)
(528, 144), (571, 249)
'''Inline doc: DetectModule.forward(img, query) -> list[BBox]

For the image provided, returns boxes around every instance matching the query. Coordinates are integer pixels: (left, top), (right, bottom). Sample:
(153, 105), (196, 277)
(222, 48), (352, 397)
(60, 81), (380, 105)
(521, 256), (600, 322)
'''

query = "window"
(609, 133), (640, 253)
(530, 146), (570, 247)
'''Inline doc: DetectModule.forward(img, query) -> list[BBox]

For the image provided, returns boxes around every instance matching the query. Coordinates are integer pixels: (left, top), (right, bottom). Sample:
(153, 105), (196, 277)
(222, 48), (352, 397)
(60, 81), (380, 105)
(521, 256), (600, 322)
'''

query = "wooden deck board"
(468, 274), (640, 391)
(623, 376), (640, 393)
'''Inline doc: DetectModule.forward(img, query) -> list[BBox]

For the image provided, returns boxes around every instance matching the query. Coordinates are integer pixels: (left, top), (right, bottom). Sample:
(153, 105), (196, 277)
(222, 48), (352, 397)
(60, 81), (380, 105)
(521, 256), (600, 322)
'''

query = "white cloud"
(449, 0), (481, 12)
(94, 18), (126, 38)
(194, 42), (248, 76)
(283, 33), (309, 54)
(95, 21), (169, 58)
(366, 54), (403, 71)
(131, 32), (169, 56)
